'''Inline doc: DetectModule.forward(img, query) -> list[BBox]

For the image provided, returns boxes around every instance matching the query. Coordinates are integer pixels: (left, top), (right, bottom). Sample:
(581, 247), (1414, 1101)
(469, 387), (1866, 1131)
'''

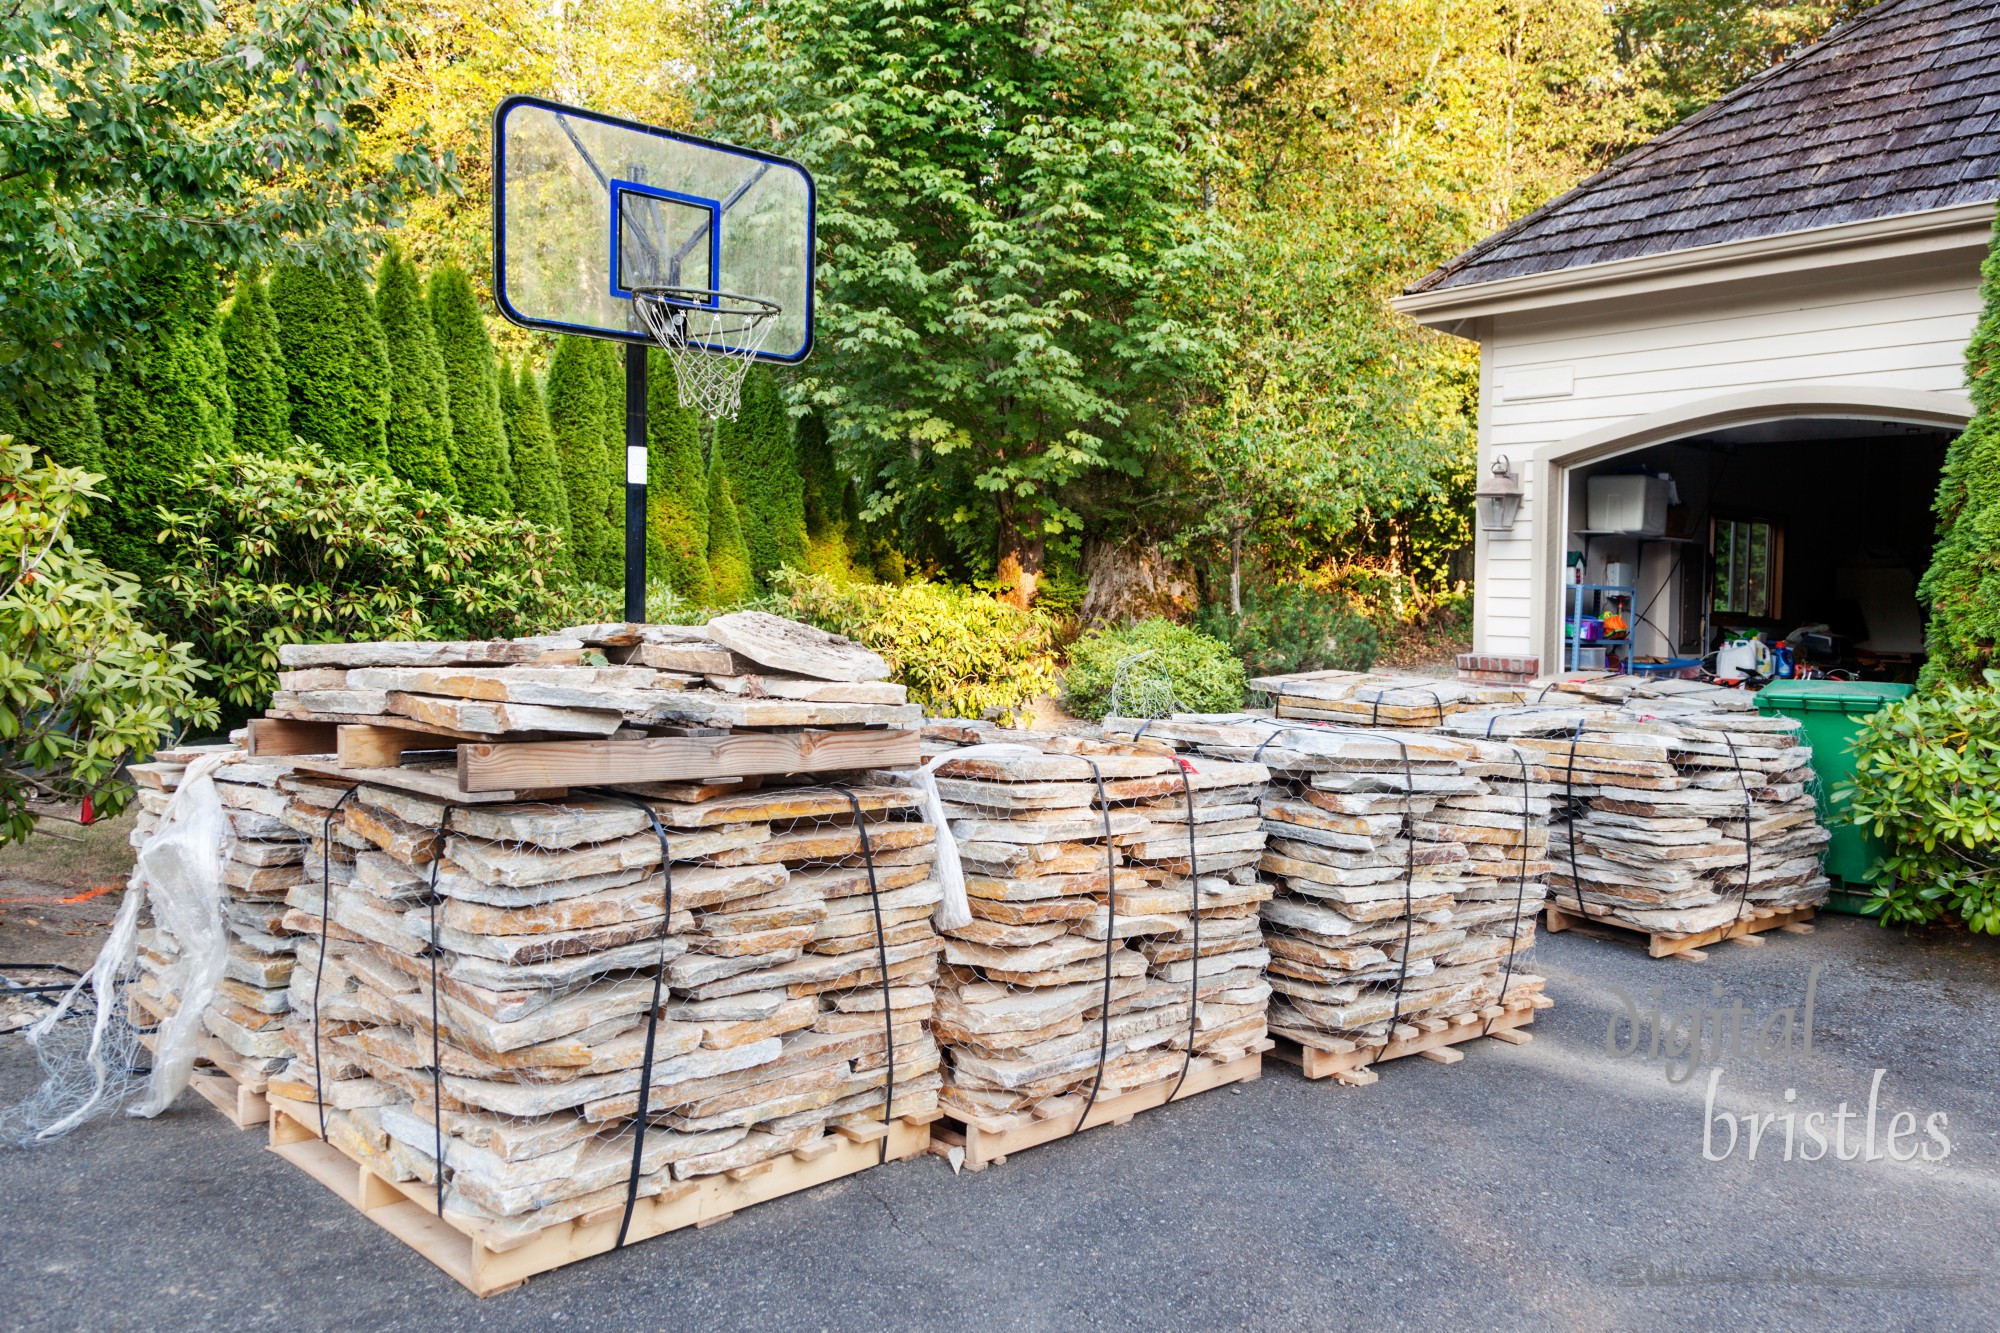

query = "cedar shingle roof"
(1406, 0), (2000, 295)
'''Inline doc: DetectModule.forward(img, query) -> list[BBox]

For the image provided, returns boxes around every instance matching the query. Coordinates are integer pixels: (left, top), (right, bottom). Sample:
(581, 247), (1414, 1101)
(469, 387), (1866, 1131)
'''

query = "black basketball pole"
(623, 343), (648, 622)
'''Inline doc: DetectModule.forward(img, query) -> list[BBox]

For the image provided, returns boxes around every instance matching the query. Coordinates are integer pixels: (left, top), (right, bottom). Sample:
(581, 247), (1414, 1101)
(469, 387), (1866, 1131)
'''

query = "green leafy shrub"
(1846, 678), (2000, 934)
(0, 441), (215, 845)
(778, 571), (1058, 724)
(151, 442), (567, 712)
(1194, 583), (1380, 677)
(1061, 618), (1246, 721)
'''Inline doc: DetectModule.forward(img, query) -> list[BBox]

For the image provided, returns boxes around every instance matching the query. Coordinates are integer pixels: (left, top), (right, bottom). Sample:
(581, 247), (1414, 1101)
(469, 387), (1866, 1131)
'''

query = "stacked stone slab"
(925, 742), (1274, 1127)
(1442, 689), (1829, 937)
(1102, 715), (1548, 1054)
(273, 778), (941, 1239)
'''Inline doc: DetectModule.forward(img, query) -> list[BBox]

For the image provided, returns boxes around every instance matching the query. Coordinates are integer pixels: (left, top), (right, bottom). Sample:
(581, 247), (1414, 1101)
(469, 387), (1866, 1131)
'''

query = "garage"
(1392, 0), (1999, 681)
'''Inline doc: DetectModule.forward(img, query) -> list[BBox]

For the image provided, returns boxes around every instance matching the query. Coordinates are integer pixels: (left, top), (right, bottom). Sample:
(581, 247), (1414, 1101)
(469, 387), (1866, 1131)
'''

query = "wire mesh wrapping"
(279, 773), (940, 1240)
(4, 749), (241, 1144)
(916, 725), (1274, 1132)
(1099, 714), (1548, 1064)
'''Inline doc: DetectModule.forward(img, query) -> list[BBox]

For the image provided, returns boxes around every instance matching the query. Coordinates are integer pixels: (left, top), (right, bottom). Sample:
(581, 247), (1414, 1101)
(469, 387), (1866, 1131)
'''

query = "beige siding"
(1471, 263), (1981, 657)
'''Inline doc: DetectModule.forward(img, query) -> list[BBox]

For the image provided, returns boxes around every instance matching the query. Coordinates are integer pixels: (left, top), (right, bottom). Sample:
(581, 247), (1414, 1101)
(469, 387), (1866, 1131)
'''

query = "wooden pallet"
(129, 993), (275, 1131)
(265, 1094), (934, 1296)
(1544, 902), (1816, 959)
(928, 1046), (1267, 1173)
(188, 1035), (275, 1129)
(1269, 995), (1552, 1086)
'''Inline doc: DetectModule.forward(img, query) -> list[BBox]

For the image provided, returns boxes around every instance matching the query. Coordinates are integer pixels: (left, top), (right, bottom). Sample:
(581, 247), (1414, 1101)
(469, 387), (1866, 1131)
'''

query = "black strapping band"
(828, 783), (896, 1165)
(420, 805), (461, 1219)
(1564, 717), (1587, 916)
(1070, 760), (1118, 1137)
(1720, 733), (1755, 941)
(1483, 746), (1533, 1037)
(1367, 738), (1418, 1067)
(312, 785), (359, 1139)
(580, 789), (678, 1248)
(1164, 759), (1201, 1102)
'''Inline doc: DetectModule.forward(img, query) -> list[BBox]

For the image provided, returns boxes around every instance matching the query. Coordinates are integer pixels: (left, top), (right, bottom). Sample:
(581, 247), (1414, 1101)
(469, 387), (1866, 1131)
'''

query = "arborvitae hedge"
(707, 448), (754, 603)
(597, 341), (627, 563)
(794, 410), (867, 580)
(0, 374), (106, 475)
(219, 270), (291, 456)
(428, 265), (515, 517)
(374, 247), (457, 497)
(647, 349), (711, 602)
(0, 372), (110, 551)
(93, 265), (234, 578)
(340, 271), (392, 467)
(501, 360), (574, 572)
(270, 264), (378, 464)
(1919, 206), (2000, 688)
(547, 335), (615, 584)
(717, 366), (806, 586)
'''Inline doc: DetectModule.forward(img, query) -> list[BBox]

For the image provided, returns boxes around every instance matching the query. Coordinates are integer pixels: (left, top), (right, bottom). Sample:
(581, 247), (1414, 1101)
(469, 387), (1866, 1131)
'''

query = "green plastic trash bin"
(1756, 679), (1914, 913)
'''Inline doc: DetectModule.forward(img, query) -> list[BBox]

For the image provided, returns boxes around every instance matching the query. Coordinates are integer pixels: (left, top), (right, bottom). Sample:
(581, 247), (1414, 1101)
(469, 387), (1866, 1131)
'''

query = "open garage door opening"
(1561, 418), (1954, 682)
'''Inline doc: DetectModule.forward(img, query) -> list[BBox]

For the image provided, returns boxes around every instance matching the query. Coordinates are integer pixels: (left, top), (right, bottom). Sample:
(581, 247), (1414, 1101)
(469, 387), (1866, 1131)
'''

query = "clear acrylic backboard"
(492, 95), (815, 362)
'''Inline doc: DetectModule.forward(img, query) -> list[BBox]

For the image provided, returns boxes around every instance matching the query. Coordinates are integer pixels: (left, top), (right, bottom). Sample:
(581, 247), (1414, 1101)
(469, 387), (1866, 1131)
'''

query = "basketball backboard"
(492, 95), (815, 362)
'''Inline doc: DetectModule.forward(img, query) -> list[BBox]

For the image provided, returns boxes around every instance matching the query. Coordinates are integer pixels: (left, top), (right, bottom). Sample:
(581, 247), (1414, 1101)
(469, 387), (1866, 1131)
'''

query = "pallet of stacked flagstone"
(1102, 714), (1551, 1086)
(1247, 670), (1529, 728)
(1438, 699), (1828, 957)
(920, 743), (1273, 1170)
(249, 612), (920, 795)
(264, 767), (942, 1295)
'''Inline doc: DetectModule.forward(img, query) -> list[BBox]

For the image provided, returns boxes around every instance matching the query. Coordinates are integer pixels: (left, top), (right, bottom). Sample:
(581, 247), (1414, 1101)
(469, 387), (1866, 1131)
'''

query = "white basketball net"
(633, 289), (780, 421)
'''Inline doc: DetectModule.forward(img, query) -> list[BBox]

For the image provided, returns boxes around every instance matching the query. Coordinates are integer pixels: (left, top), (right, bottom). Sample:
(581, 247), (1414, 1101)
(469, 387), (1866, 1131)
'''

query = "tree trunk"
(1229, 527), (1244, 617)
(1078, 535), (1196, 626)
(996, 495), (1044, 609)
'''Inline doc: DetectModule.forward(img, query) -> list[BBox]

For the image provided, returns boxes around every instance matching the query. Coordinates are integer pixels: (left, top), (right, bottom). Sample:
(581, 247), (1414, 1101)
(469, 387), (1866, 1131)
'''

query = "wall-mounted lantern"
(1475, 454), (1524, 532)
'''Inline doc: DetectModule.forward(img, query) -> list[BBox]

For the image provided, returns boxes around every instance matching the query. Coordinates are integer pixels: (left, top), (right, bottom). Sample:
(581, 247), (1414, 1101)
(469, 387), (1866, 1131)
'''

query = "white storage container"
(1586, 474), (1672, 535)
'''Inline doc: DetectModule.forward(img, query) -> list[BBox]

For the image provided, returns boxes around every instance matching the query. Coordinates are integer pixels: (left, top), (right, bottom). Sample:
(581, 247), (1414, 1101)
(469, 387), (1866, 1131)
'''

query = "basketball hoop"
(631, 286), (781, 421)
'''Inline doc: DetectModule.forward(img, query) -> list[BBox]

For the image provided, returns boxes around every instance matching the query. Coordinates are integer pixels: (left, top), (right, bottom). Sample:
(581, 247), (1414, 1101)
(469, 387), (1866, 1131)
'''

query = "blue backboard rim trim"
(491, 93), (815, 364)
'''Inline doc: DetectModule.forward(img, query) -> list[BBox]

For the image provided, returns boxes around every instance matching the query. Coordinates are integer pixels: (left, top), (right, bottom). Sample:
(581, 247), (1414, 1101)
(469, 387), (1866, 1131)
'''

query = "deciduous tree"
(710, 0), (1234, 602)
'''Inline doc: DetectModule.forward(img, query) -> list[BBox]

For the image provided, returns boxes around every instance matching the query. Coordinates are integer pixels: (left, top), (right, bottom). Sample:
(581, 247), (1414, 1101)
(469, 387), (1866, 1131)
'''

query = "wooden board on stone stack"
(255, 612), (920, 796)
(917, 736), (1274, 1167)
(1248, 670), (1530, 728)
(1438, 697), (1828, 955)
(1102, 714), (1551, 1084)
(265, 762), (943, 1282)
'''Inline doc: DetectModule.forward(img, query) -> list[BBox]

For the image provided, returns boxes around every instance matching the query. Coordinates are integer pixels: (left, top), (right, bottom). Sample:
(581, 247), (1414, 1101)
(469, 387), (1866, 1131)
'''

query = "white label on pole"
(626, 445), (647, 485)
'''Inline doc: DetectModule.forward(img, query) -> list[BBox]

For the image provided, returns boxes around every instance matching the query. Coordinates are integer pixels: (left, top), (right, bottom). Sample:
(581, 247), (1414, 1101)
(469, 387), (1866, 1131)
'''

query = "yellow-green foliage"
(778, 571), (1058, 724)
